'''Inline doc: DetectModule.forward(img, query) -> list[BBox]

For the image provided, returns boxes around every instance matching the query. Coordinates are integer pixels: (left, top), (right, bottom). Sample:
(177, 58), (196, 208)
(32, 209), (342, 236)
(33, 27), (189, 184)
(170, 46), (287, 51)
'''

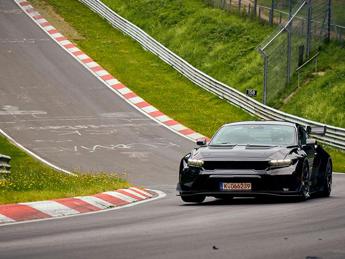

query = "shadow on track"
(180, 195), (335, 206)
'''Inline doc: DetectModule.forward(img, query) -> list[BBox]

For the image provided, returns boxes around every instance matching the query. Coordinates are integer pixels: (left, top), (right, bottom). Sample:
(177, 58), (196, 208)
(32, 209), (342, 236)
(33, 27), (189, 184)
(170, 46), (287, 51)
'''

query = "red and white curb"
(0, 187), (162, 225)
(15, 0), (206, 142)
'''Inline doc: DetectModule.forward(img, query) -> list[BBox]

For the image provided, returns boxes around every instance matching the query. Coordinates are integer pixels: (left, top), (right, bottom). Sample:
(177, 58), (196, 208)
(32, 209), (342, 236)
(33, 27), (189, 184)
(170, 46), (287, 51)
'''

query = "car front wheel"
(299, 161), (311, 201)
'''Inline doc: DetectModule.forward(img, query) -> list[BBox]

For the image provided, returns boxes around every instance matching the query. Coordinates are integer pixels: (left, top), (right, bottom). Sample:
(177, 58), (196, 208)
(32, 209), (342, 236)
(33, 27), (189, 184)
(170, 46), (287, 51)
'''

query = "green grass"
(87, 0), (345, 129)
(0, 136), (129, 204)
(324, 145), (345, 173)
(281, 43), (345, 127)
(101, 0), (273, 101)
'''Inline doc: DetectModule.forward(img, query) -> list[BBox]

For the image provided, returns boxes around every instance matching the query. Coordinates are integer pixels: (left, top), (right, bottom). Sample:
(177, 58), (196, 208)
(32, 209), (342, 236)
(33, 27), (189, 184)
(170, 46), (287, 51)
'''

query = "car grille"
(203, 161), (269, 170)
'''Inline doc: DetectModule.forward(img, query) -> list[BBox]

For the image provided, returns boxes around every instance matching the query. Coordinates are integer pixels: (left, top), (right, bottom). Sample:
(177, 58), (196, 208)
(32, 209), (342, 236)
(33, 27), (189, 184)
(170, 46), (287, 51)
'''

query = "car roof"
(223, 121), (297, 127)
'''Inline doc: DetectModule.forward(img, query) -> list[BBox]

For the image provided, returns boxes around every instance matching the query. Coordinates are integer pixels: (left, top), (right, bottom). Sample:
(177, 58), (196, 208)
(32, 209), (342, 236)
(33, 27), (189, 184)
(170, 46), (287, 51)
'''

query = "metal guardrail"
(0, 154), (11, 175)
(79, 0), (345, 150)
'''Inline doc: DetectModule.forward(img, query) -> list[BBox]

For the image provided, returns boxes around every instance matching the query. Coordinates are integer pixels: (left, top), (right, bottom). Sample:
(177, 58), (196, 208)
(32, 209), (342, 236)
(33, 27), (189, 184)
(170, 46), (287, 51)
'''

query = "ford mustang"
(177, 121), (332, 203)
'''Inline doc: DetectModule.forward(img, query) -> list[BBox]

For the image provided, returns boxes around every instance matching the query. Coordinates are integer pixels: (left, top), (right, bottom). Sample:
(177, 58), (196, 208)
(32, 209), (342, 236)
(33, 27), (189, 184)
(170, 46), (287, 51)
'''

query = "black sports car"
(177, 121), (332, 203)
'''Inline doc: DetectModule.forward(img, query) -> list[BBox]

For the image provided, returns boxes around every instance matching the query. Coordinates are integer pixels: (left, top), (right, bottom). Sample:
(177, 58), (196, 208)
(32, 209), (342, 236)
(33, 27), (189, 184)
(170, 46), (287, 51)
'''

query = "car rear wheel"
(321, 159), (332, 197)
(180, 194), (206, 203)
(299, 161), (311, 201)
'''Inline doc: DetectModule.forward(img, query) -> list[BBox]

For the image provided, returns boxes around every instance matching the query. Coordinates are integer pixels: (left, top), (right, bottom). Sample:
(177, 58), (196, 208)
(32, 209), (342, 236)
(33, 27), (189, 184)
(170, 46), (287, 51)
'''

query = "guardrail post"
(0, 154), (11, 179)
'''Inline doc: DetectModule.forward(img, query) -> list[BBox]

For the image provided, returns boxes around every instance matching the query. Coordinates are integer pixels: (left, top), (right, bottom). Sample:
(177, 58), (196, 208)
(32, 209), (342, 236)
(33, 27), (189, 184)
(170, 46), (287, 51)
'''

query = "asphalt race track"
(1, 1), (345, 258)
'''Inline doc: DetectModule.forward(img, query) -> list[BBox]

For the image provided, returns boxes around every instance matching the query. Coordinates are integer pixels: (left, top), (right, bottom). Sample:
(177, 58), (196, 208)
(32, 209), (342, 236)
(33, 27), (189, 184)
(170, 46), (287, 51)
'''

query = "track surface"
(1, 1), (345, 258)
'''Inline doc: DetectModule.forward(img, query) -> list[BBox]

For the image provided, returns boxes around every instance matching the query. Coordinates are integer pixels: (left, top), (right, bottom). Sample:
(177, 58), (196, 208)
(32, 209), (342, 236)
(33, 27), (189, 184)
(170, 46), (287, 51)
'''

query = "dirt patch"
(312, 71), (326, 76)
(29, 0), (84, 41)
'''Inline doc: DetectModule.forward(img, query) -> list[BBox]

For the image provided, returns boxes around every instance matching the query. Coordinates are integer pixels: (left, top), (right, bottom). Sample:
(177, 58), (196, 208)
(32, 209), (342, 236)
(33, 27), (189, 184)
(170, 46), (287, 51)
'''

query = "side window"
(298, 127), (307, 145)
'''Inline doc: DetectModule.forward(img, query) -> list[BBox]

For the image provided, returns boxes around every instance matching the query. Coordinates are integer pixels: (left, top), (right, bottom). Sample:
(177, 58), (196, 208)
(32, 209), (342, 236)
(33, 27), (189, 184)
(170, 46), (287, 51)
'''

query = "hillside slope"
(102, 0), (273, 100)
(102, 0), (345, 128)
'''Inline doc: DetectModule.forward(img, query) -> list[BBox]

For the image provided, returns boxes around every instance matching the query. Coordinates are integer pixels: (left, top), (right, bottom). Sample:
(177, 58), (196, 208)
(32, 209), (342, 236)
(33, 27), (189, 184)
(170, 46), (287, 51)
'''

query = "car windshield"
(210, 124), (296, 146)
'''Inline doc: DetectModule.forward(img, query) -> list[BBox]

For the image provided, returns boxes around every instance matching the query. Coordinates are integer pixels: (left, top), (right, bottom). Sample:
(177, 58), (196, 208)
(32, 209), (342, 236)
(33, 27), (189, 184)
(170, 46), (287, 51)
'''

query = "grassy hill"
(101, 0), (345, 128)
(102, 0), (273, 100)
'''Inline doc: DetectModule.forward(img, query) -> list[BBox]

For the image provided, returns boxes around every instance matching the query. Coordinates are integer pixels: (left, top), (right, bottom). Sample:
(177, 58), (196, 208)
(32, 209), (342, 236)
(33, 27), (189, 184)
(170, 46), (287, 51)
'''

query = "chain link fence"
(205, 0), (334, 105)
(258, 0), (331, 105)
(204, 0), (344, 45)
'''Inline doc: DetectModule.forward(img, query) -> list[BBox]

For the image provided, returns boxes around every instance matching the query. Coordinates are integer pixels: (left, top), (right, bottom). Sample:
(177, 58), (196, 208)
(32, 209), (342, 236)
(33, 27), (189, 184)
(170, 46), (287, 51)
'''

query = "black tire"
(180, 194), (206, 203)
(321, 159), (332, 197)
(299, 160), (311, 201)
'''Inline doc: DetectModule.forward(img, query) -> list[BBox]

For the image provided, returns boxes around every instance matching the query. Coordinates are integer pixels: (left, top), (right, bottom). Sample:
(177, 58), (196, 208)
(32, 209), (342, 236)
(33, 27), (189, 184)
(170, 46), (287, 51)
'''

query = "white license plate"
(221, 182), (252, 191)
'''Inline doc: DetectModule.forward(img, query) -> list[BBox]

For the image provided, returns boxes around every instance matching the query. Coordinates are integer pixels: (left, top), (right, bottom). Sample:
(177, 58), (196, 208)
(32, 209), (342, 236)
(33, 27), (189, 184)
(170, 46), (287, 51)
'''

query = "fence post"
(259, 7), (261, 20)
(263, 54), (268, 105)
(306, 0), (312, 59)
(239, 0), (242, 14)
(327, 0), (332, 42)
(286, 0), (292, 85)
(259, 49), (268, 105)
(269, 0), (275, 25)
(254, 0), (257, 16)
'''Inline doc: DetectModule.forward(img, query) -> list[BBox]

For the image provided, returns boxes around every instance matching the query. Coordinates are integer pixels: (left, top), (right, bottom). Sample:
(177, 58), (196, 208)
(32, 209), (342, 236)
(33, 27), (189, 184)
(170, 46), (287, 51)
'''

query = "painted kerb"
(79, 0), (345, 149)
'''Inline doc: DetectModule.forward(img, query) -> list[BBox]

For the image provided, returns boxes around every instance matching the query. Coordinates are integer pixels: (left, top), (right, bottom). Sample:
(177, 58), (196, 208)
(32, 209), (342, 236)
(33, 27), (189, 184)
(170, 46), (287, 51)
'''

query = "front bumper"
(177, 167), (301, 197)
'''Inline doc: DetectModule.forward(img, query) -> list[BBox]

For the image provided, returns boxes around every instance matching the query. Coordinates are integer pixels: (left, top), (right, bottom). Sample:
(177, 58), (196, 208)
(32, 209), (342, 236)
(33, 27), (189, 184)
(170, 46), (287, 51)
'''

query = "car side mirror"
(196, 138), (207, 146)
(306, 138), (317, 146)
(306, 126), (326, 136)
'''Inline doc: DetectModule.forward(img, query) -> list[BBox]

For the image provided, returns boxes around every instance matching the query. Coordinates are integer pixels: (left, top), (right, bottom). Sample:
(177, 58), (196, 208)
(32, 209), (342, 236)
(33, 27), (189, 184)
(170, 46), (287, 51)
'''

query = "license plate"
(221, 182), (252, 191)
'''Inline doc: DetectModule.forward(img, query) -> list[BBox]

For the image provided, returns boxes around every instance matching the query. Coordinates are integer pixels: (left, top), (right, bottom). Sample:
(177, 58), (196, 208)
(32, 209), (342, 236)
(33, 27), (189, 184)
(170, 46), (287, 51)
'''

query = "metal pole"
(286, 0), (292, 85)
(327, 0), (332, 42)
(260, 50), (268, 105)
(269, 0), (275, 25)
(306, 0), (312, 59)
(263, 54), (268, 105)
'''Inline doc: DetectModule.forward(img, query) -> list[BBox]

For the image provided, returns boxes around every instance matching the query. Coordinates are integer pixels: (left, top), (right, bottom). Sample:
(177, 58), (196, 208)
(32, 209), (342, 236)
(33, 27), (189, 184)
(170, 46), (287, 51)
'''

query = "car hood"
(192, 145), (295, 161)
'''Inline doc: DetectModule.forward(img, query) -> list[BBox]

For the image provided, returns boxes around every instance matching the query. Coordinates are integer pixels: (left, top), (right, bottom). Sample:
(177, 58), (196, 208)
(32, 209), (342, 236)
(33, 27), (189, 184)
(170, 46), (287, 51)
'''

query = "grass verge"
(27, 0), (345, 172)
(0, 135), (129, 204)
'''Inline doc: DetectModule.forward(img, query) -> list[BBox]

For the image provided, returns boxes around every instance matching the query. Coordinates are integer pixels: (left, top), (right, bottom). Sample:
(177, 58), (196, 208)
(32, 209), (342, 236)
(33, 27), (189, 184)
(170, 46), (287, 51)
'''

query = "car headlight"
(187, 159), (204, 168)
(269, 159), (292, 168)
